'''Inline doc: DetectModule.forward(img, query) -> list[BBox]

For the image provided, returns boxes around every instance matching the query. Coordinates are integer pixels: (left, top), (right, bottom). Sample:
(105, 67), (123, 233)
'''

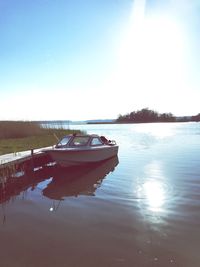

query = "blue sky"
(0, 0), (200, 120)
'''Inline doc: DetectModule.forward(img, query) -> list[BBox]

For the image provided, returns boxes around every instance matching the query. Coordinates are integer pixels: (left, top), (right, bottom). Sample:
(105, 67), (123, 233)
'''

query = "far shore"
(86, 120), (199, 125)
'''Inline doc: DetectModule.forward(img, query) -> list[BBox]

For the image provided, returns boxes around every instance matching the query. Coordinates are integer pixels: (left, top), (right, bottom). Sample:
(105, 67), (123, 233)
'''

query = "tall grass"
(0, 121), (43, 139)
(0, 121), (82, 155)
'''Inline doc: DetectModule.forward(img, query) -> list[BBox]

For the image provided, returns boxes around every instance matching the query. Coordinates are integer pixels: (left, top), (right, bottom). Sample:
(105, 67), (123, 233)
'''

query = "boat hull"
(46, 145), (119, 167)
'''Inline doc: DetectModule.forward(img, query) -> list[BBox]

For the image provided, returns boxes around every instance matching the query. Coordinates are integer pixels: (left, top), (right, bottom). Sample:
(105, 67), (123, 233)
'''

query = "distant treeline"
(116, 108), (200, 123)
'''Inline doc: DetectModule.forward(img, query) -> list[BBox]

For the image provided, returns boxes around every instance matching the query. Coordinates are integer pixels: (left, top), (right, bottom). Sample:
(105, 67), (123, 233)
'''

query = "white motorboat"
(43, 134), (119, 167)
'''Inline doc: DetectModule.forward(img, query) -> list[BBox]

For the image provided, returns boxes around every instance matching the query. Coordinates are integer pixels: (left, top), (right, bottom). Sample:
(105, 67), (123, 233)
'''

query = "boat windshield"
(91, 137), (103, 146)
(70, 136), (90, 146)
(57, 136), (71, 147)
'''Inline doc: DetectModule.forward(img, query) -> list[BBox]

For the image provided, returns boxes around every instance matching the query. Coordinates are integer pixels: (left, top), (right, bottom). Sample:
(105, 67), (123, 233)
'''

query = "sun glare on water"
(136, 161), (167, 213)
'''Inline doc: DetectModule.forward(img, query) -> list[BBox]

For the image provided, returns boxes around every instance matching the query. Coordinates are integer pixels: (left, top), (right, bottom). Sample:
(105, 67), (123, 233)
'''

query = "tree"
(159, 113), (175, 122)
(191, 113), (200, 122)
(116, 108), (175, 123)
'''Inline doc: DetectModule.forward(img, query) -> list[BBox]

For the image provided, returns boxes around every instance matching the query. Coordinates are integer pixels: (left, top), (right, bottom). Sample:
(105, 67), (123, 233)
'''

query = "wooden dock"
(0, 147), (54, 201)
(0, 147), (52, 170)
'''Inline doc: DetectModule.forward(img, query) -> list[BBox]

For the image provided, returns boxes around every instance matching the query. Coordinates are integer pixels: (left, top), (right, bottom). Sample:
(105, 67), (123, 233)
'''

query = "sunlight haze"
(0, 0), (199, 120)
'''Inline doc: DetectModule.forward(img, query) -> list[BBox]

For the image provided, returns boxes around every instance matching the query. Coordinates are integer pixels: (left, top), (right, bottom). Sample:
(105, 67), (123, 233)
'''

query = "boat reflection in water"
(0, 156), (119, 205)
(43, 156), (119, 200)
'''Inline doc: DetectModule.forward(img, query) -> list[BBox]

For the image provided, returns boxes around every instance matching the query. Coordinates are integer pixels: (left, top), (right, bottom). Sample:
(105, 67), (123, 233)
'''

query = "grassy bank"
(0, 121), (82, 155)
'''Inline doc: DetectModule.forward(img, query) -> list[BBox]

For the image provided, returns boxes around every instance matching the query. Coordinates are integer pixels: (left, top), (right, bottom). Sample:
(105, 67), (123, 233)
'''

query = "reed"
(0, 121), (82, 155)
(0, 121), (43, 139)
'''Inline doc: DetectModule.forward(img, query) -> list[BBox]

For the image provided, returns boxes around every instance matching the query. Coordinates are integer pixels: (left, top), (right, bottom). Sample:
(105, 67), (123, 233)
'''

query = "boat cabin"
(55, 134), (112, 148)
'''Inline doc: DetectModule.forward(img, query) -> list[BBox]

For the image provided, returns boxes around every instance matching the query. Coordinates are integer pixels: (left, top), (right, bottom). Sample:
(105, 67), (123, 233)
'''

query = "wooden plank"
(0, 147), (52, 168)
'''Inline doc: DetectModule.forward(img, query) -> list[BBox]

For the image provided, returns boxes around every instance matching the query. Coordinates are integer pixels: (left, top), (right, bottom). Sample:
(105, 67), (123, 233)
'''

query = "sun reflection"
(143, 181), (165, 211)
(137, 161), (167, 213)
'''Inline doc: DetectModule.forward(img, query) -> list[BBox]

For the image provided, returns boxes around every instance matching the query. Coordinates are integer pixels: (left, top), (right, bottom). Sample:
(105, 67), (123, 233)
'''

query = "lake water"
(0, 122), (200, 267)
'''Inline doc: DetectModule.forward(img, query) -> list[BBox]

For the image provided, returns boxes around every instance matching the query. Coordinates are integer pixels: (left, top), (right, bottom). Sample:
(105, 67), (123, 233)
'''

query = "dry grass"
(0, 121), (44, 139)
(0, 121), (82, 155)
